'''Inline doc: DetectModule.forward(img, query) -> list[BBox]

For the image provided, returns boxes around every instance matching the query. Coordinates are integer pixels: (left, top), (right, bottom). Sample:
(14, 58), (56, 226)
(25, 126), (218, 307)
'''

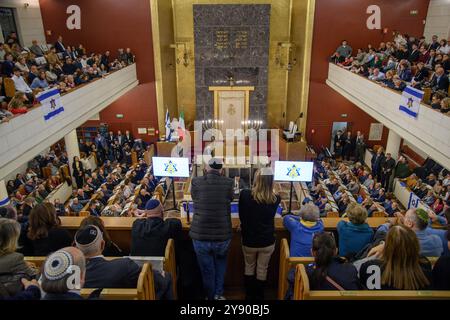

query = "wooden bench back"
(278, 238), (314, 299)
(278, 238), (441, 300)
(24, 239), (177, 299)
(4, 77), (15, 97)
(293, 264), (450, 300)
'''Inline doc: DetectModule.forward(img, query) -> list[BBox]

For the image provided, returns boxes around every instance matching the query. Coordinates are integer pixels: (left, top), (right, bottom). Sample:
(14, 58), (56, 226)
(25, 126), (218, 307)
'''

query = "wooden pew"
(293, 263), (450, 300)
(278, 238), (314, 299)
(80, 263), (155, 300)
(164, 238), (177, 299)
(25, 239), (177, 299)
(278, 238), (441, 300)
(4, 77), (15, 97)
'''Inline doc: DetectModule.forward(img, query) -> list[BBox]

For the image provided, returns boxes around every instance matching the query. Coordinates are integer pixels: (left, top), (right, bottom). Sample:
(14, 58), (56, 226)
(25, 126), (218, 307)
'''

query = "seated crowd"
(403, 170), (450, 218)
(6, 146), (71, 223)
(0, 33), (135, 122)
(330, 33), (450, 114)
(0, 155), (449, 301)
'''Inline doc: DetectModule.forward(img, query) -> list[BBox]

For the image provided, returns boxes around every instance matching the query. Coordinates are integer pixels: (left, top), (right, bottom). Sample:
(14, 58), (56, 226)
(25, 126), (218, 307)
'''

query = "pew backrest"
(293, 263), (450, 300)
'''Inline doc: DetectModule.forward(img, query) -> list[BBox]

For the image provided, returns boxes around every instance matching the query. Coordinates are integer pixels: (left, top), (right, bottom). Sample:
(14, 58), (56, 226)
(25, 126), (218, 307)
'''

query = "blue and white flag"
(165, 108), (172, 141)
(37, 88), (64, 121)
(399, 86), (423, 118)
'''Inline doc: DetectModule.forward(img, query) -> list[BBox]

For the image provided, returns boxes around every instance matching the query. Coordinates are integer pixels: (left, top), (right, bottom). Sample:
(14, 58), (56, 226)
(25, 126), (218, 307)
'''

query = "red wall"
(38, 0), (158, 142)
(307, 0), (430, 150)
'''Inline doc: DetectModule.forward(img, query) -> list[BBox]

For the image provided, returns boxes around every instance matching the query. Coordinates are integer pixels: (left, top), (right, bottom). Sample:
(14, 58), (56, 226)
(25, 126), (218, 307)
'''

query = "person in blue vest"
(283, 202), (324, 257)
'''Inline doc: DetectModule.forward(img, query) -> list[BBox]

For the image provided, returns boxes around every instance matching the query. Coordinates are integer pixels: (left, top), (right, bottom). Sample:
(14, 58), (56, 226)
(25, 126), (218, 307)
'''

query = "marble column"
(64, 130), (81, 181)
(385, 129), (402, 160)
(0, 180), (9, 207)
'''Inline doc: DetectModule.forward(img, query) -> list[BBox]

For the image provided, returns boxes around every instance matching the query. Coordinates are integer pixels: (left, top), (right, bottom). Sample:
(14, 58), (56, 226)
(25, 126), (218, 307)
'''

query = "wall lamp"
(170, 42), (191, 67)
(275, 42), (297, 72)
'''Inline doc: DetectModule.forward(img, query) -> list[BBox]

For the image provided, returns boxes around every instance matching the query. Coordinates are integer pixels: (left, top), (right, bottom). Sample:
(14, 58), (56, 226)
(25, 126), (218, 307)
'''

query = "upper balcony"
(326, 62), (450, 169)
(0, 64), (138, 180)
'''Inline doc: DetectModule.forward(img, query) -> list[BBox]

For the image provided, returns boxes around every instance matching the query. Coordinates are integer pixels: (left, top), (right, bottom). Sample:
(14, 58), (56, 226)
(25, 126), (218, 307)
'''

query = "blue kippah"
(145, 199), (160, 210)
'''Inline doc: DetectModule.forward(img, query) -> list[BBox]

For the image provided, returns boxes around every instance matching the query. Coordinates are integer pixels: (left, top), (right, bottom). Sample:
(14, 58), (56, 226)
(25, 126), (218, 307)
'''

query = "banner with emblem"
(37, 88), (64, 121)
(399, 86), (423, 118)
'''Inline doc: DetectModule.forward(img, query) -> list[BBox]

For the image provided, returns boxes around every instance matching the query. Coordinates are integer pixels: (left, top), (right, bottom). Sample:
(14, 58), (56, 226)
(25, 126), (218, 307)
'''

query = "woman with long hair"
(0, 219), (39, 298)
(285, 232), (359, 299)
(308, 232), (360, 290)
(25, 203), (72, 256)
(238, 168), (280, 300)
(359, 225), (432, 290)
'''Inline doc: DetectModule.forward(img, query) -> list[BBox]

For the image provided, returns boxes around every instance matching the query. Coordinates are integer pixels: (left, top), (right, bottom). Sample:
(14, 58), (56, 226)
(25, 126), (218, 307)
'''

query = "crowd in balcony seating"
(330, 33), (450, 114)
(5, 145), (71, 221)
(403, 170), (450, 218)
(0, 33), (135, 122)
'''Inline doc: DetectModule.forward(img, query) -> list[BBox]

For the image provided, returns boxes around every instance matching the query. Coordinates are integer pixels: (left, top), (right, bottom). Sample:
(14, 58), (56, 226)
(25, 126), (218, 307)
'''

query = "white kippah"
(44, 250), (74, 281)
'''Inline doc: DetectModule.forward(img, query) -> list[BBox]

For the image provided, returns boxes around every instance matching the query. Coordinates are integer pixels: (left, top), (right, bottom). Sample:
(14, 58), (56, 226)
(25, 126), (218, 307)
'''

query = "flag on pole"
(165, 109), (172, 141)
(178, 111), (185, 139)
(399, 86), (424, 118)
(37, 88), (64, 121)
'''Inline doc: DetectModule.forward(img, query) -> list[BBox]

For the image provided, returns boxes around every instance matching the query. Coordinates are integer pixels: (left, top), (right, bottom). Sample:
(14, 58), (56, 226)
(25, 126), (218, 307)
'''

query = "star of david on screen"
(274, 161), (314, 182)
(152, 157), (190, 178)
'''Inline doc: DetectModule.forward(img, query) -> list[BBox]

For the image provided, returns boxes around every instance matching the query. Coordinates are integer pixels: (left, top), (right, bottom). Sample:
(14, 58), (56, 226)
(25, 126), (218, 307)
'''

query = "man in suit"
(354, 131), (366, 163)
(75, 225), (173, 299)
(54, 35), (66, 53)
(380, 153), (396, 192)
(342, 131), (354, 161)
(333, 130), (345, 157)
(117, 130), (125, 146)
(105, 131), (115, 145)
(431, 67), (449, 92)
(124, 130), (134, 146)
(371, 147), (385, 181)
(408, 43), (420, 63)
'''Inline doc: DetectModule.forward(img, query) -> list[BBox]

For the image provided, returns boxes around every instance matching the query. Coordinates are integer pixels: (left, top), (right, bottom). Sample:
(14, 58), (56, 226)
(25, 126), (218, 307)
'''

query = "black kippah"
(75, 225), (101, 246)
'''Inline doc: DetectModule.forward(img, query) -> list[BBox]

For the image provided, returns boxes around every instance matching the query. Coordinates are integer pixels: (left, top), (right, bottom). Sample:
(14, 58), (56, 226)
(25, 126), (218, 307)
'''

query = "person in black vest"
(75, 225), (173, 299)
(380, 153), (396, 192)
(238, 168), (281, 300)
(190, 158), (234, 300)
(371, 147), (385, 181)
(130, 199), (182, 256)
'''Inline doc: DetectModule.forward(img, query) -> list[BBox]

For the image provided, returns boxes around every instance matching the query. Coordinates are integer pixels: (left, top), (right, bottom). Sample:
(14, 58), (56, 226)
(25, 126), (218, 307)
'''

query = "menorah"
(241, 120), (263, 131)
(201, 118), (224, 130)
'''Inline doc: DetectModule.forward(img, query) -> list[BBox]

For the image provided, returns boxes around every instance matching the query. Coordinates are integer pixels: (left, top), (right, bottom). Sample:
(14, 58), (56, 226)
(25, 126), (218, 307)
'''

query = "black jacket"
(238, 189), (281, 248)
(131, 217), (182, 256)
(432, 256), (450, 290)
(431, 74), (450, 92)
(26, 228), (73, 256)
(189, 172), (234, 242)
(84, 257), (141, 289)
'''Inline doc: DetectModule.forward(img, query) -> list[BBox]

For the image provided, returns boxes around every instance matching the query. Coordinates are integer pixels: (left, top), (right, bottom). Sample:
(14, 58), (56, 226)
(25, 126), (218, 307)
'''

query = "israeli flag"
(399, 86), (423, 118)
(165, 108), (172, 141)
(37, 88), (64, 121)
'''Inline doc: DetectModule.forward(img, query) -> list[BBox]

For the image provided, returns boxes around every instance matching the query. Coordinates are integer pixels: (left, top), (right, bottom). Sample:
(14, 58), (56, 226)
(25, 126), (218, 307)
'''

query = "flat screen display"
(152, 157), (190, 178)
(274, 161), (314, 182)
